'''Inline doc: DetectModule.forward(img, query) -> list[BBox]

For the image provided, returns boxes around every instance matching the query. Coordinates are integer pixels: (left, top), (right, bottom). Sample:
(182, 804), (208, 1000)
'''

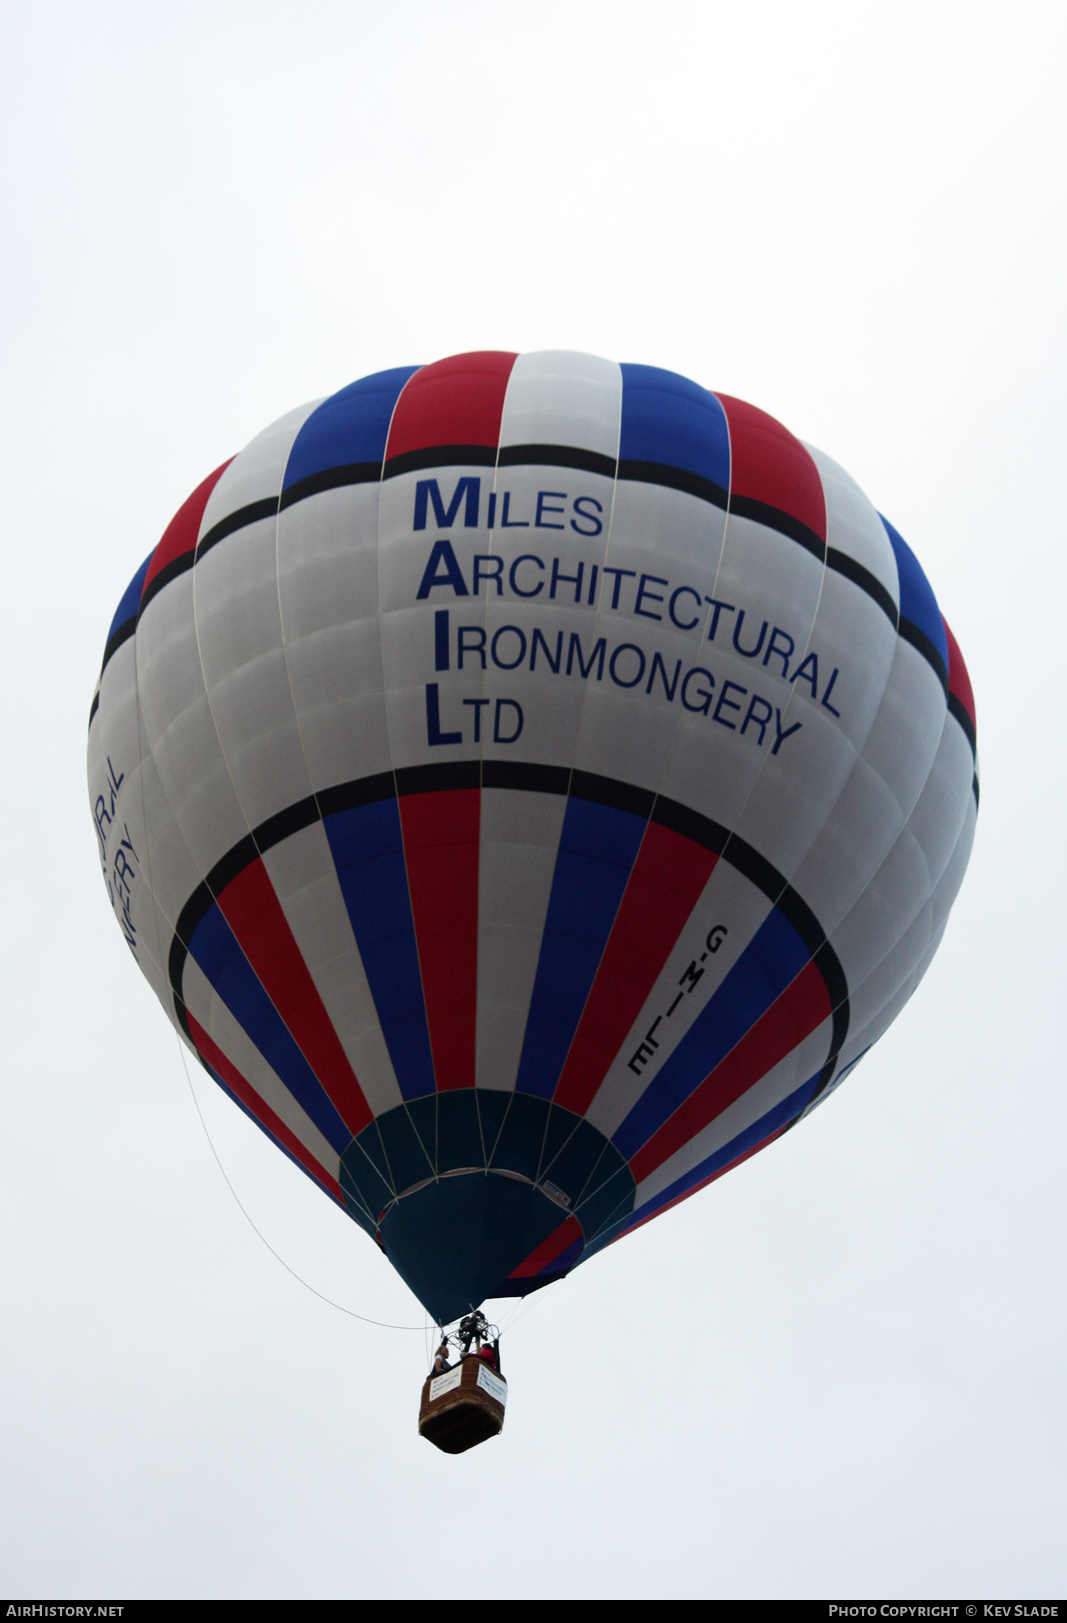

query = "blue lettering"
(732, 610), (768, 659)
(491, 625), (527, 670)
(413, 476), (480, 531)
(501, 492), (529, 527)
(609, 643), (646, 688)
(821, 666), (841, 717)
(669, 585), (702, 631)
(457, 626), (486, 670)
(646, 652), (682, 701)
(463, 697), (491, 742)
(763, 625), (794, 678)
(772, 708), (803, 754)
(535, 491), (567, 529)
(635, 573), (668, 621)
(531, 628), (563, 672)
(567, 632), (606, 680)
(494, 699), (524, 743)
(473, 554), (503, 595)
(681, 667), (714, 714)
(416, 539), (469, 599)
(704, 598), (736, 640)
(434, 609), (450, 671)
(570, 495), (603, 536)
(509, 554), (544, 597)
(426, 683), (462, 745)
(550, 557), (584, 602)
(603, 566), (635, 609)
(740, 693), (773, 745)
(713, 679), (747, 729)
(790, 651), (818, 697)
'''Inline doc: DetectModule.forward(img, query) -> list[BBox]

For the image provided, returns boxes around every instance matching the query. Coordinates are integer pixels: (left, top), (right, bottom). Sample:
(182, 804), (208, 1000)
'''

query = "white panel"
(475, 787), (568, 1091)
(498, 350), (622, 455)
(198, 401), (320, 533)
(195, 514), (313, 828)
(258, 822), (403, 1117)
(805, 443), (900, 606)
(277, 482), (392, 790)
(135, 569), (248, 875)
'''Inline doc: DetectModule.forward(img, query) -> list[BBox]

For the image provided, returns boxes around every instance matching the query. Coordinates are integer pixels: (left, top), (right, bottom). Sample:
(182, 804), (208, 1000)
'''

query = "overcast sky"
(2, 0), (1064, 1599)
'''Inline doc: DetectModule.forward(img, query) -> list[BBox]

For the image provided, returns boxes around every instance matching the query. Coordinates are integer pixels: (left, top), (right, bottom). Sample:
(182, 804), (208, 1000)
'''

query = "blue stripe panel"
(282, 365), (421, 491)
(323, 799), (436, 1100)
(106, 551), (153, 644)
(187, 905), (352, 1154)
(618, 363), (730, 490)
(620, 1074), (819, 1234)
(515, 797), (648, 1100)
(880, 515), (948, 667)
(612, 903), (812, 1162)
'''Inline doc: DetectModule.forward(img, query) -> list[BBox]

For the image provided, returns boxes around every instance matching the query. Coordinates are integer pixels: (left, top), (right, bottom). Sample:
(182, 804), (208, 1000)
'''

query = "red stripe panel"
(216, 859), (372, 1135)
(943, 617), (976, 733)
(618, 1126), (789, 1243)
(508, 1214), (583, 1279)
(553, 824), (718, 1115)
(142, 460), (233, 594)
(385, 351), (517, 460)
(186, 1013), (346, 1206)
(629, 958), (831, 1185)
(399, 787), (480, 1091)
(716, 395), (826, 543)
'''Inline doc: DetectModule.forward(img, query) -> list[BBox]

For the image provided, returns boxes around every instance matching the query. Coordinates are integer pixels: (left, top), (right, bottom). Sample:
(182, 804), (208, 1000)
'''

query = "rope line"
(174, 1033), (424, 1331)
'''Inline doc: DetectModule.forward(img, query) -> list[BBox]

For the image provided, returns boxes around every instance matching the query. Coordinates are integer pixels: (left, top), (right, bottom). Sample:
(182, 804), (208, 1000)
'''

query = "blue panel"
(618, 363), (730, 490)
(106, 551), (153, 645)
(624, 1075), (819, 1230)
(187, 905), (352, 1154)
(323, 799), (436, 1100)
(515, 798), (648, 1100)
(612, 903), (812, 1161)
(283, 366), (421, 491)
(880, 515), (948, 668)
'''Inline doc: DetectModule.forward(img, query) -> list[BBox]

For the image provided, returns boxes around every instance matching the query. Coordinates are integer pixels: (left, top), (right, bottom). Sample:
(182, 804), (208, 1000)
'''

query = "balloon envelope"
(88, 351), (978, 1326)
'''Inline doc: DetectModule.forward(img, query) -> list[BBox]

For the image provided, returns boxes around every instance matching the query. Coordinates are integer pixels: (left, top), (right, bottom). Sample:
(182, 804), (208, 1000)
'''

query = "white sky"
(2, 0), (1064, 1599)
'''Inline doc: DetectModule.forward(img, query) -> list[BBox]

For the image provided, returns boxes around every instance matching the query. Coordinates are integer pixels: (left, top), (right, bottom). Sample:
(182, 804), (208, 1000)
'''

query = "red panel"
(943, 617), (976, 733)
(399, 787), (480, 1091)
(508, 1214), (583, 1279)
(553, 824), (718, 1115)
(142, 460), (233, 594)
(187, 1013), (346, 1205)
(385, 351), (517, 460)
(216, 859), (372, 1135)
(716, 395), (826, 543)
(629, 958), (831, 1185)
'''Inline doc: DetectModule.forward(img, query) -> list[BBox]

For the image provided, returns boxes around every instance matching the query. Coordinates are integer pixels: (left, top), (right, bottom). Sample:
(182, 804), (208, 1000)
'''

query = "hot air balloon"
(88, 351), (978, 1371)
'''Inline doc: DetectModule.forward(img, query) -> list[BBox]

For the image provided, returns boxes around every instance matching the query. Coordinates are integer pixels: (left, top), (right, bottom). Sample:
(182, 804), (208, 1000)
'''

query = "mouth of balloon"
(341, 1094), (635, 1325)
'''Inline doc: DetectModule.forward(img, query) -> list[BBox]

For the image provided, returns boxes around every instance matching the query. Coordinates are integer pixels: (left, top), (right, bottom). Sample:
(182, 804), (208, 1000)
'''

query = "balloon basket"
(418, 1356), (507, 1454)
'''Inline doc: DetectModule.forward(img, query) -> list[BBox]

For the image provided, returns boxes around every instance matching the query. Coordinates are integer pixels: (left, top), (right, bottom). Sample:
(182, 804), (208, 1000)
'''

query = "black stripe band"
(383, 444), (497, 479)
(88, 690), (100, 731)
(279, 462), (382, 510)
(196, 497), (280, 562)
(826, 548), (898, 626)
(728, 493), (826, 561)
(497, 443), (617, 478)
(947, 691), (977, 757)
(899, 618), (950, 695)
(137, 550), (194, 619)
(616, 458), (728, 510)
(100, 616), (136, 676)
